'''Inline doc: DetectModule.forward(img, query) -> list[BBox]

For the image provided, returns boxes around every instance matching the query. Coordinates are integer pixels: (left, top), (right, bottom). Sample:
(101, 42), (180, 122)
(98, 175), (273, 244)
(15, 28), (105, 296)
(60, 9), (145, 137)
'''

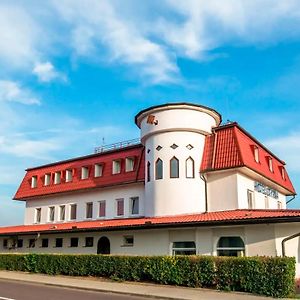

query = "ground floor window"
(172, 241), (196, 255)
(217, 236), (245, 257)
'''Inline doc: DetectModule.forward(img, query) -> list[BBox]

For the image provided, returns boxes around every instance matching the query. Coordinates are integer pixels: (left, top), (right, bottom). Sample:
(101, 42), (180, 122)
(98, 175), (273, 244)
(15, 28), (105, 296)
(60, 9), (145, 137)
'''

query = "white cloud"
(33, 61), (66, 83)
(0, 80), (40, 105)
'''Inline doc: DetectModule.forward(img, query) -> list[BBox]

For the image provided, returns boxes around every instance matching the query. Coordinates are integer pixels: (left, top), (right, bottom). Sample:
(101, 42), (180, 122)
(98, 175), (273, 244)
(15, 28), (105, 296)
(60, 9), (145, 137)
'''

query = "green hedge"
(0, 254), (295, 298)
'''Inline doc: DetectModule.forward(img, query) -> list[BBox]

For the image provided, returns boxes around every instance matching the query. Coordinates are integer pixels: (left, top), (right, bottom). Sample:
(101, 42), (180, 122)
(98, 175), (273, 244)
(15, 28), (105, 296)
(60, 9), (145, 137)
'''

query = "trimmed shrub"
(0, 254), (295, 298)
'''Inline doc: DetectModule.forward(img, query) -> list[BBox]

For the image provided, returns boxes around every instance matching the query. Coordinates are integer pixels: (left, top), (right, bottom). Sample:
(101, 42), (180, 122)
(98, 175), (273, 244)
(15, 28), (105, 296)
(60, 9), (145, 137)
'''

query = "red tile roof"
(1, 209), (300, 235)
(14, 144), (145, 200)
(201, 123), (295, 195)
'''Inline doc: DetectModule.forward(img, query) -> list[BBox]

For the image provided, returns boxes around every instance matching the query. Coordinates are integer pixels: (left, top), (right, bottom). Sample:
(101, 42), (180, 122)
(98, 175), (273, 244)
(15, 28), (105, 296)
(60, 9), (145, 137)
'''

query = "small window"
(41, 238), (49, 248)
(125, 157), (135, 172)
(81, 166), (89, 180)
(112, 160), (121, 174)
(170, 157), (179, 178)
(155, 158), (163, 180)
(85, 237), (94, 247)
(86, 202), (93, 219)
(49, 206), (55, 222)
(55, 238), (63, 248)
(147, 161), (151, 182)
(277, 201), (282, 209)
(130, 197), (139, 215)
(70, 204), (77, 220)
(279, 166), (286, 180)
(265, 196), (269, 209)
(59, 205), (65, 221)
(94, 164), (103, 177)
(31, 176), (38, 188)
(172, 241), (196, 255)
(54, 172), (61, 184)
(44, 173), (51, 186)
(3, 239), (8, 249)
(267, 156), (273, 172)
(156, 145), (162, 151)
(65, 169), (73, 182)
(70, 237), (79, 247)
(217, 236), (245, 257)
(170, 143), (178, 149)
(186, 144), (194, 150)
(123, 236), (134, 246)
(17, 239), (23, 248)
(35, 208), (41, 223)
(116, 198), (124, 216)
(29, 239), (35, 248)
(247, 190), (254, 209)
(251, 145), (259, 163)
(186, 157), (195, 178)
(99, 200), (106, 218)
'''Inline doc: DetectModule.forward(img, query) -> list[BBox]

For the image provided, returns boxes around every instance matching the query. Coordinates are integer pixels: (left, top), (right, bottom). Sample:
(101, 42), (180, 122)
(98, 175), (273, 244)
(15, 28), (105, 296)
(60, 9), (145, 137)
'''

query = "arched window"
(170, 157), (179, 178)
(186, 157), (194, 178)
(155, 158), (163, 180)
(147, 161), (151, 182)
(217, 236), (245, 257)
(172, 241), (196, 255)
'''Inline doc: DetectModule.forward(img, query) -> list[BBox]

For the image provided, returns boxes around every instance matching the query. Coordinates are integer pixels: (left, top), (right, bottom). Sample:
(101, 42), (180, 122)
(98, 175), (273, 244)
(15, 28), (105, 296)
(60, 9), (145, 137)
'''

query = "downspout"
(200, 173), (208, 212)
(286, 195), (296, 205)
(281, 232), (300, 257)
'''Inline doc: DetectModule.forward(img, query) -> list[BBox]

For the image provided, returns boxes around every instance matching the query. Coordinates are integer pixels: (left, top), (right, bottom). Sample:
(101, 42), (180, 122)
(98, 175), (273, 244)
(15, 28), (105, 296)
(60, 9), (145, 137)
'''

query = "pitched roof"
(1, 209), (300, 236)
(201, 123), (295, 195)
(14, 144), (145, 200)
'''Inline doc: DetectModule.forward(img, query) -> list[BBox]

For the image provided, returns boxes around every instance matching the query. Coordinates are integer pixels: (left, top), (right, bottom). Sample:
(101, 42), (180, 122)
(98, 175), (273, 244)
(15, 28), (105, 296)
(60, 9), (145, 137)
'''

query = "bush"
(0, 254), (295, 298)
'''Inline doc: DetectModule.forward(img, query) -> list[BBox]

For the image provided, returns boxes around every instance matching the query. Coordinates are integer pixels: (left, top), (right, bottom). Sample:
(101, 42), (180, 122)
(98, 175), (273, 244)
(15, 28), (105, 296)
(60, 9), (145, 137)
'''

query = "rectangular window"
(17, 239), (23, 248)
(172, 241), (196, 255)
(31, 176), (38, 188)
(112, 160), (121, 174)
(41, 238), (49, 248)
(280, 166), (286, 180)
(116, 198), (124, 216)
(125, 157), (135, 172)
(99, 201), (106, 218)
(265, 196), (269, 209)
(59, 205), (65, 221)
(65, 169), (73, 182)
(86, 202), (93, 219)
(70, 237), (79, 247)
(54, 172), (61, 184)
(123, 235), (134, 246)
(81, 167), (89, 180)
(267, 157), (273, 172)
(44, 173), (51, 186)
(277, 201), (282, 209)
(55, 238), (63, 248)
(29, 239), (35, 248)
(49, 206), (55, 222)
(85, 237), (94, 247)
(70, 204), (77, 220)
(3, 239), (8, 249)
(94, 164), (103, 177)
(247, 190), (255, 209)
(130, 197), (139, 215)
(35, 208), (41, 223)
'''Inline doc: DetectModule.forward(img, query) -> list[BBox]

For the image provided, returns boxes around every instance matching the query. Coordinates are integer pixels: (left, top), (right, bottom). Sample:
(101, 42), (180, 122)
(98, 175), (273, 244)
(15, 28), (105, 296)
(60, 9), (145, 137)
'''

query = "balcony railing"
(94, 138), (140, 154)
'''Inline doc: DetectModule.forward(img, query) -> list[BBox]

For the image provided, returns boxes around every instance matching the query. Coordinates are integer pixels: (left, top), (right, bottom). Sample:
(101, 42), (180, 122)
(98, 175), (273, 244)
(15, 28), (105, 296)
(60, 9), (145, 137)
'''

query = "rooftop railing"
(94, 138), (141, 154)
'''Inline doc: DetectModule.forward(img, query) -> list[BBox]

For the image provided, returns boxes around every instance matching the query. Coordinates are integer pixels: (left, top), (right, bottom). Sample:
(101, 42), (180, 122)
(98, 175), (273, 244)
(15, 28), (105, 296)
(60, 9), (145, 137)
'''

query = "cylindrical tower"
(135, 103), (221, 217)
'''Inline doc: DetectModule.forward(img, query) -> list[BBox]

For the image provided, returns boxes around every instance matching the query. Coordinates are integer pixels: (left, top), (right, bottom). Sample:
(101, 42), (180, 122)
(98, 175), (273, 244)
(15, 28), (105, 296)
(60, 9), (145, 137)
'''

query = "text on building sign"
(254, 182), (278, 199)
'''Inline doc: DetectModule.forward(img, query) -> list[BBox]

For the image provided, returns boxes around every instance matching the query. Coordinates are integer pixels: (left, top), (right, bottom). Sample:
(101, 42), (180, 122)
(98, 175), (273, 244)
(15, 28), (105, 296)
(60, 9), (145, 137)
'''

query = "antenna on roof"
(226, 119), (233, 124)
(102, 137), (105, 146)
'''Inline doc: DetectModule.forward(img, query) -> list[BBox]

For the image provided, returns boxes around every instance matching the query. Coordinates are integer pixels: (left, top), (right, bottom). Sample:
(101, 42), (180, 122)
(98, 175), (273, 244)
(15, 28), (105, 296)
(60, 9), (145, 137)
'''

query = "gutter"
(286, 195), (296, 205)
(282, 232), (300, 256)
(200, 173), (208, 212)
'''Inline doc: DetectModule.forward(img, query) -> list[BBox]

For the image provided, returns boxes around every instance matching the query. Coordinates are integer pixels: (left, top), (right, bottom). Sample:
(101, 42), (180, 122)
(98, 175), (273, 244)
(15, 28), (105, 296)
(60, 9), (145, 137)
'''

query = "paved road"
(0, 279), (157, 300)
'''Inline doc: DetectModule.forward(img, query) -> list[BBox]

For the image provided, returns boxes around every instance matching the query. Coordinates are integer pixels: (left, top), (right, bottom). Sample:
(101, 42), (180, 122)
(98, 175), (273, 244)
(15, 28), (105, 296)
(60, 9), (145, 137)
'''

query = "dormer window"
(251, 145), (259, 163)
(125, 157), (135, 172)
(65, 169), (73, 182)
(81, 166), (89, 180)
(44, 173), (51, 186)
(267, 156), (273, 172)
(112, 160), (121, 174)
(54, 172), (61, 184)
(94, 164), (103, 177)
(279, 166), (286, 180)
(31, 176), (38, 188)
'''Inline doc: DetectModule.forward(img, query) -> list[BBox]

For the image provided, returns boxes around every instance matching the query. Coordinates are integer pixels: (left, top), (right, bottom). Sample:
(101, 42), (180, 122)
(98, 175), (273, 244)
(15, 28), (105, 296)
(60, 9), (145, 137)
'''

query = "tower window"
(170, 143), (178, 150)
(186, 157), (195, 178)
(147, 161), (151, 182)
(170, 157), (179, 178)
(155, 158), (163, 180)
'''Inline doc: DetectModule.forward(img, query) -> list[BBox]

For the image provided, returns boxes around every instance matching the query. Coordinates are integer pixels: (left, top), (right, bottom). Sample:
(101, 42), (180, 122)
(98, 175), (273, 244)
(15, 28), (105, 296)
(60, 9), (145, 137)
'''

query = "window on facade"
(17, 239), (23, 248)
(70, 204), (77, 220)
(125, 157), (135, 172)
(186, 157), (195, 178)
(65, 169), (73, 182)
(217, 236), (245, 257)
(267, 156), (273, 172)
(86, 202), (93, 219)
(70, 237), (79, 247)
(147, 161), (151, 182)
(247, 190), (255, 209)
(54, 172), (61, 184)
(41, 238), (49, 248)
(29, 239), (35, 248)
(99, 200), (106, 218)
(170, 157), (179, 178)
(49, 206), (55, 222)
(3, 239), (8, 249)
(251, 145), (259, 163)
(277, 201), (282, 209)
(35, 208), (41, 223)
(265, 196), (269, 209)
(59, 205), (65, 221)
(81, 167), (89, 180)
(55, 238), (63, 248)
(94, 164), (103, 177)
(112, 160), (121, 174)
(123, 236), (134, 246)
(31, 176), (38, 188)
(85, 237), (94, 247)
(279, 166), (286, 180)
(155, 158), (163, 180)
(130, 197), (139, 215)
(116, 198), (124, 216)
(172, 241), (196, 255)
(44, 173), (51, 186)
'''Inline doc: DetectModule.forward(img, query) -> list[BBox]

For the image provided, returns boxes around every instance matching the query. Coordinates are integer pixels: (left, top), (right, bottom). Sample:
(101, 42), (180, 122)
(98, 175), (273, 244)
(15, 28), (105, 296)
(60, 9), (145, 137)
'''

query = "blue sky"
(1, 0), (300, 225)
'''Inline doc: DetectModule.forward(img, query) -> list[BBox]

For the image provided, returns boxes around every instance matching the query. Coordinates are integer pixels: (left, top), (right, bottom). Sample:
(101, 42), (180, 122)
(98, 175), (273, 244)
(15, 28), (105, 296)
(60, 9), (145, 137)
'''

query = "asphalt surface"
(0, 279), (157, 300)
